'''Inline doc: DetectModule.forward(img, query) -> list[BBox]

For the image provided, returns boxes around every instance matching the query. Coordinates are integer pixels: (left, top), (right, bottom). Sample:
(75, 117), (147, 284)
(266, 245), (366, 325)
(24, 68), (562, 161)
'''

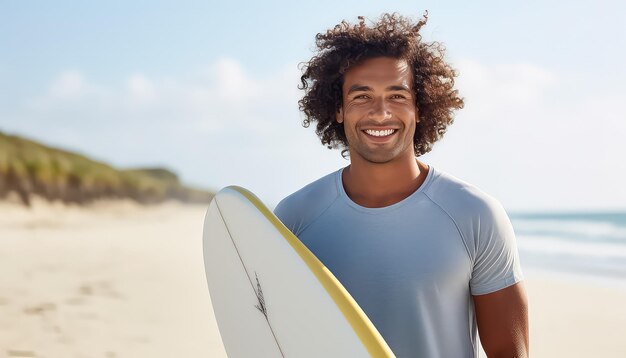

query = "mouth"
(361, 128), (398, 142)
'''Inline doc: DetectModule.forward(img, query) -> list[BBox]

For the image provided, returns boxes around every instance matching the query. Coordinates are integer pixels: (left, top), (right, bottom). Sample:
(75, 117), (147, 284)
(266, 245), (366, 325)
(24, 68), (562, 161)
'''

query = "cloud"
(0, 58), (343, 205)
(210, 58), (262, 99)
(13, 58), (301, 134)
(127, 74), (156, 103)
(455, 59), (556, 122)
(1, 58), (624, 210)
(48, 70), (88, 99)
(426, 59), (626, 210)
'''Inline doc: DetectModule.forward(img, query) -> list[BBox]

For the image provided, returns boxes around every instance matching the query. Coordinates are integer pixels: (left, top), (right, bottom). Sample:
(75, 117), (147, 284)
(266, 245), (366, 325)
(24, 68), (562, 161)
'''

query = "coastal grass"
(0, 131), (213, 205)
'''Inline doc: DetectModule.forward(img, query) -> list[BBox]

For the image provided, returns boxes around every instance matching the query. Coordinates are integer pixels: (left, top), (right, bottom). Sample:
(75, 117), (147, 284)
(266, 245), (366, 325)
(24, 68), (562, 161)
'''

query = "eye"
(390, 94), (406, 99)
(354, 94), (369, 99)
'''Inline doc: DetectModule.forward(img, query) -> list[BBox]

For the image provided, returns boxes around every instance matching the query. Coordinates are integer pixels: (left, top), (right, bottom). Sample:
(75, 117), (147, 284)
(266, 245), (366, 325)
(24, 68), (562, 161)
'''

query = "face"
(336, 56), (419, 164)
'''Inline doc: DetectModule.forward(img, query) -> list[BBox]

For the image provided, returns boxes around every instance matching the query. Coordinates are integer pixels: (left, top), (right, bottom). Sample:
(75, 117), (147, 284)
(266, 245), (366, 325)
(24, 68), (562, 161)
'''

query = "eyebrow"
(347, 84), (412, 95)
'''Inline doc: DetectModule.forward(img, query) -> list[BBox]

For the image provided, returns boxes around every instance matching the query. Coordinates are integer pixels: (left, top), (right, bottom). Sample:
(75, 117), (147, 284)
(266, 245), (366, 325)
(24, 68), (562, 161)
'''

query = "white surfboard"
(202, 186), (395, 357)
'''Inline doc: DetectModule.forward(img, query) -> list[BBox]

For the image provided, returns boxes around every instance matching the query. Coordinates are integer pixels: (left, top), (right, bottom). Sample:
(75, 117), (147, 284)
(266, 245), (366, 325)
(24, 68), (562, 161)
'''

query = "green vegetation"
(0, 131), (214, 206)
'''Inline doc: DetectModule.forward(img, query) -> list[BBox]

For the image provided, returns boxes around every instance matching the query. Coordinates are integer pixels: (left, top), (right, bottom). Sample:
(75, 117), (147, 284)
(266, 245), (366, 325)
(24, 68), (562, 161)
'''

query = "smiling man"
(274, 13), (528, 357)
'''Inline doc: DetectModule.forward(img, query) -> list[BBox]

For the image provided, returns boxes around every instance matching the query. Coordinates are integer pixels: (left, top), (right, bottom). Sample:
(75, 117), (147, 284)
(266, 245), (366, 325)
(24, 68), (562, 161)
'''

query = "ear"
(336, 107), (344, 124)
(415, 108), (420, 124)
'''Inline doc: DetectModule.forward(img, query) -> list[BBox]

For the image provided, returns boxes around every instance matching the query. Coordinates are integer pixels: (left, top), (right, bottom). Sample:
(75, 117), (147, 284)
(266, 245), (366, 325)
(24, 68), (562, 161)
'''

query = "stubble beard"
(346, 129), (414, 164)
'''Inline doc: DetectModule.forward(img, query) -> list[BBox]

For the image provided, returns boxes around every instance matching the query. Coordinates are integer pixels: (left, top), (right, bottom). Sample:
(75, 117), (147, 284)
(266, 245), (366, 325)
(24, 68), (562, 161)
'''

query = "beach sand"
(523, 277), (626, 357)
(1, 198), (625, 357)
(0, 198), (226, 358)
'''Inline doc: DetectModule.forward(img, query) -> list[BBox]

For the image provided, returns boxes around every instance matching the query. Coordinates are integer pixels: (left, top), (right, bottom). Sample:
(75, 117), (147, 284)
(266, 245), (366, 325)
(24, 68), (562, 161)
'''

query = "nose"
(368, 98), (392, 122)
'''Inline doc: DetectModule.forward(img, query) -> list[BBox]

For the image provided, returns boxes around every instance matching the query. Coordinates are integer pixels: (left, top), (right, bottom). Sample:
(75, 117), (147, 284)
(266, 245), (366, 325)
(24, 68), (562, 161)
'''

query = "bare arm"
(473, 281), (529, 358)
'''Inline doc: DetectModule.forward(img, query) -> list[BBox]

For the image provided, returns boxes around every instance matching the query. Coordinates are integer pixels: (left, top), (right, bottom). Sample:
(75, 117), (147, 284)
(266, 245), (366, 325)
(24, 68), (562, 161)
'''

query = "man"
(274, 13), (528, 358)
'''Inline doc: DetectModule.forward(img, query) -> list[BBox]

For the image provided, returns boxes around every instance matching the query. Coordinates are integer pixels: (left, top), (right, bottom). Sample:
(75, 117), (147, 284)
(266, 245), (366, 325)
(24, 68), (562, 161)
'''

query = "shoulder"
(424, 168), (507, 222)
(424, 168), (514, 257)
(423, 170), (525, 294)
(273, 169), (341, 236)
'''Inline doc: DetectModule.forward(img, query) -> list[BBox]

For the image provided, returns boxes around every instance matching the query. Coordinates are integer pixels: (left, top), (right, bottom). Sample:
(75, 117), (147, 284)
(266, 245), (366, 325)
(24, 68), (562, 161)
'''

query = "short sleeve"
(469, 198), (524, 295)
(272, 172), (341, 237)
(273, 199), (296, 233)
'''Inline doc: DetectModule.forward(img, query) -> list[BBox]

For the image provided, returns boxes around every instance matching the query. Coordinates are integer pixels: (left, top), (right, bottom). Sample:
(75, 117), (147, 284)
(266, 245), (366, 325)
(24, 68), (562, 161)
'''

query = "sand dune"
(1, 198), (625, 357)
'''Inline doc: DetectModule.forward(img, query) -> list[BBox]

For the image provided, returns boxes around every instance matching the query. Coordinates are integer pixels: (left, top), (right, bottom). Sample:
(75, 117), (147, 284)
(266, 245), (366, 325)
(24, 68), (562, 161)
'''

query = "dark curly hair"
(298, 12), (464, 158)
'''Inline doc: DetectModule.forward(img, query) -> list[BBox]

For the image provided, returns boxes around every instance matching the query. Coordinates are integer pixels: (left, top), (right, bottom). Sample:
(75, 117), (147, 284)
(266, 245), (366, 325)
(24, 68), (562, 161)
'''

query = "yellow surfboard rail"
(227, 185), (395, 358)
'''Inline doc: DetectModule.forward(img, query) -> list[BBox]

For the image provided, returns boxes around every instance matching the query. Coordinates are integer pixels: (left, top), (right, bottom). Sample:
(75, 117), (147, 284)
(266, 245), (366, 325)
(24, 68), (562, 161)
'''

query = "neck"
(342, 150), (429, 208)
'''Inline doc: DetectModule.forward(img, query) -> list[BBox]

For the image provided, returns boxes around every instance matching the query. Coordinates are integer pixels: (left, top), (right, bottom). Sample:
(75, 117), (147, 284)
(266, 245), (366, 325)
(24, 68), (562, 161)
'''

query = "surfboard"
(202, 186), (395, 357)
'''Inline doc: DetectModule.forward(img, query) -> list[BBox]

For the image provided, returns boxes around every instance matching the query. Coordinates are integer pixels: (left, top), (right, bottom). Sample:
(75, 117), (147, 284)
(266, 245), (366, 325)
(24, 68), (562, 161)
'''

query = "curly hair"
(298, 12), (464, 158)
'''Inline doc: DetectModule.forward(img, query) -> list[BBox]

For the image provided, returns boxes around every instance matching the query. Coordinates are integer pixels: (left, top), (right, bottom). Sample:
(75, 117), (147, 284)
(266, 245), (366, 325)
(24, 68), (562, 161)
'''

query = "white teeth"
(364, 129), (395, 137)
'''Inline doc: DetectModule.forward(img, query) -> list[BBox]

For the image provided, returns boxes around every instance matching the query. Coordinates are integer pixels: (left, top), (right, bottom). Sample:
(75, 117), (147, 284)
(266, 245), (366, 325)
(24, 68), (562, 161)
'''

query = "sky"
(1, 0), (625, 211)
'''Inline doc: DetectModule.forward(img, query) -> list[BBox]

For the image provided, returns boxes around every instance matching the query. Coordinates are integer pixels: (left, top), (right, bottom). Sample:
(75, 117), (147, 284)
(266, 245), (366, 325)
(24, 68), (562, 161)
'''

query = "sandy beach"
(1, 198), (625, 357)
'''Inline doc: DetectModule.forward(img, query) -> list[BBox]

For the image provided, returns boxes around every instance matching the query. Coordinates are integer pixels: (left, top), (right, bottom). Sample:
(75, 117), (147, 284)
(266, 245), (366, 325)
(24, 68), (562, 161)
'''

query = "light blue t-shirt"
(273, 165), (523, 358)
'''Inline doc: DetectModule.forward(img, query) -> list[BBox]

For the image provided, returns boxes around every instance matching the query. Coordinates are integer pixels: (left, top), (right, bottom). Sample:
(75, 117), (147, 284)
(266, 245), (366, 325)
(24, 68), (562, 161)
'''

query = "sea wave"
(516, 234), (626, 259)
(512, 219), (626, 242)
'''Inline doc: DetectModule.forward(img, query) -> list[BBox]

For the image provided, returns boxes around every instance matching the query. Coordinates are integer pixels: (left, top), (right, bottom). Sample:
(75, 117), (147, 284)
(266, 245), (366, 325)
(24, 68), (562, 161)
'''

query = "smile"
(363, 129), (397, 137)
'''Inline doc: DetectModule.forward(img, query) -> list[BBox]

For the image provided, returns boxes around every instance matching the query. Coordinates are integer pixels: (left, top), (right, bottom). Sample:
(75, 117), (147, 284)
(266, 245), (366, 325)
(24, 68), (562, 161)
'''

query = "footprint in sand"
(79, 284), (93, 296)
(65, 281), (123, 306)
(78, 281), (124, 299)
(22, 302), (56, 315)
(6, 349), (36, 357)
(65, 296), (86, 305)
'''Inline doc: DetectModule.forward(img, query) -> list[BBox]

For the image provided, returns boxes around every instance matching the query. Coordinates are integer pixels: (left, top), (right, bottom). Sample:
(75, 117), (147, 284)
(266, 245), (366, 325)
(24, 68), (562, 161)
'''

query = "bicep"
(473, 281), (529, 358)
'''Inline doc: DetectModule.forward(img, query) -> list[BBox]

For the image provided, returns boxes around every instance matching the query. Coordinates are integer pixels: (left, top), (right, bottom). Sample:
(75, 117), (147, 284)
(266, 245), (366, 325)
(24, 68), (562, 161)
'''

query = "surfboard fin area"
(203, 186), (395, 357)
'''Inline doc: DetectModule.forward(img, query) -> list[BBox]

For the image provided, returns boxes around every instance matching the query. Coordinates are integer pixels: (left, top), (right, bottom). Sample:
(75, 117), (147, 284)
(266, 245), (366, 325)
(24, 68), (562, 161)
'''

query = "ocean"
(510, 212), (626, 287)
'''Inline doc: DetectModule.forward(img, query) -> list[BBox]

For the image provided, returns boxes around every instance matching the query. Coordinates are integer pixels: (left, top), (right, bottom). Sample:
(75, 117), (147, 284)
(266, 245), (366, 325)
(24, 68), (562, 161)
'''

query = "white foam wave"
(512, 219), (626, 240)
(517, 234), (626, 259)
